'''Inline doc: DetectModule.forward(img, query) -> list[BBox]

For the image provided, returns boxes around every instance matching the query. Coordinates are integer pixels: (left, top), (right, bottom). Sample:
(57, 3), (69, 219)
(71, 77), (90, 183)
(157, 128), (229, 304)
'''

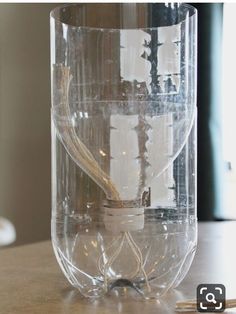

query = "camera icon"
(197, 284), (225, 312)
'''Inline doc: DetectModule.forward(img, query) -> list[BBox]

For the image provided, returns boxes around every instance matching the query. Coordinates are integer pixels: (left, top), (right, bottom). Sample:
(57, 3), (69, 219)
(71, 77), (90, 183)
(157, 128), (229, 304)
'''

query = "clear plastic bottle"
(50, 3), (197, 299)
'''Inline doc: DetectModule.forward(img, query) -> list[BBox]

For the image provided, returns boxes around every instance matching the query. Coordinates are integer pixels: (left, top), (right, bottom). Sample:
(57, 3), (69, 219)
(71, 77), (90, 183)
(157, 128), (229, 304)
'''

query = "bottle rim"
(50, 3), (197, 31)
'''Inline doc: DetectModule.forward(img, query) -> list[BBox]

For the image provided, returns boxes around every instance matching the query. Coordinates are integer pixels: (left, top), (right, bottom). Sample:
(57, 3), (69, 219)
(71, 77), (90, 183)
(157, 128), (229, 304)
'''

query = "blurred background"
(0, 3), (235, 247)
(0, 4), (55, 246)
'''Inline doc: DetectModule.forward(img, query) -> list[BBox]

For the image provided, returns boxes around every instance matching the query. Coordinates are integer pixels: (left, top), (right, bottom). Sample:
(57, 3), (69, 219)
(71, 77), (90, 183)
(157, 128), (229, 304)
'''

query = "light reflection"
(78, 111), (89, 118)
(91, 240), (98, 248)
(99, 149), (106, 157)
(118, 302), (123, 313)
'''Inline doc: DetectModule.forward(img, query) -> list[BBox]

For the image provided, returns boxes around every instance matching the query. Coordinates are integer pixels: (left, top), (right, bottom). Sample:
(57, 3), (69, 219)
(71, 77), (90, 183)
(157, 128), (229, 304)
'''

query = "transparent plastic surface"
(51, 3), (197, 299)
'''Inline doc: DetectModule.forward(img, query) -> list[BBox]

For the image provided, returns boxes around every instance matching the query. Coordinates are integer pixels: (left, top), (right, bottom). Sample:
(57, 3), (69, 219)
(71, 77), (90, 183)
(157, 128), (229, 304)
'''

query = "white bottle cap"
(103, 207), (144, 233)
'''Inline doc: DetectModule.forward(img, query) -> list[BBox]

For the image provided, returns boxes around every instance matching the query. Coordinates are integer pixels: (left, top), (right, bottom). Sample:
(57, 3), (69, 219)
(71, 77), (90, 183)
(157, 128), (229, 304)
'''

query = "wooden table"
(1, 222), (236, 314)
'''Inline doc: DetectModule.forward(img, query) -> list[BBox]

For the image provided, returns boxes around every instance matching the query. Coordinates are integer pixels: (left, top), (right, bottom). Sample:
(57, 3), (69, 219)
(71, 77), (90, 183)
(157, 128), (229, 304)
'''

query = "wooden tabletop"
(1, 222), (236, 314)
